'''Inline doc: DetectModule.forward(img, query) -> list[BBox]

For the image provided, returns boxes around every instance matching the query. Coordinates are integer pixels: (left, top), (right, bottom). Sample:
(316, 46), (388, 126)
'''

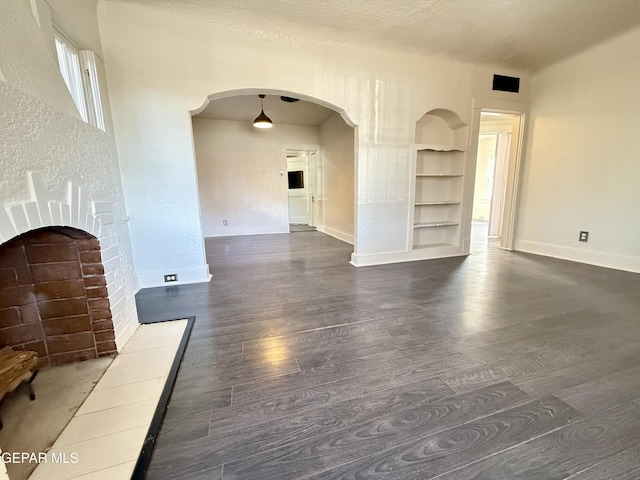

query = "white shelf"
(416, 173), (463, 177)
(413, 109), (468, 255)
(415, 201), (460, 206)
(414, 221), (459, 228)
(416, 144), (466, 152)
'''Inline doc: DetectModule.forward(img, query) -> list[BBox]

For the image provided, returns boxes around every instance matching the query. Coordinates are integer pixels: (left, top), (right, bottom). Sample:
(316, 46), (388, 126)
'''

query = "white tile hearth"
(29, 319), (188, 480)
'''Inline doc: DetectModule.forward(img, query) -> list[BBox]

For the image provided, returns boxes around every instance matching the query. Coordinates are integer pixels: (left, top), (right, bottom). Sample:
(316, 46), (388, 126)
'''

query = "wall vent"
(492, 74), (520, 93)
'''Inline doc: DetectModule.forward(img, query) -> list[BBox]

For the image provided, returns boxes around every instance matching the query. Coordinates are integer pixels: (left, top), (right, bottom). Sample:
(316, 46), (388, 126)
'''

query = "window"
(54, 30), (105, 131)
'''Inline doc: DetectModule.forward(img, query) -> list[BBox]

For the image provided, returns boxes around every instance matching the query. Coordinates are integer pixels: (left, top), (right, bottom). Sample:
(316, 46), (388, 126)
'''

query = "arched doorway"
(190, 90), (357, 248)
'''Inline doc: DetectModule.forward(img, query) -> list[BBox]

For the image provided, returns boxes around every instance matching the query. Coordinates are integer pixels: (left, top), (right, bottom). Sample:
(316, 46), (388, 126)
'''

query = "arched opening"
(0, 227), (116, 367)
(190, 89), (357, 252)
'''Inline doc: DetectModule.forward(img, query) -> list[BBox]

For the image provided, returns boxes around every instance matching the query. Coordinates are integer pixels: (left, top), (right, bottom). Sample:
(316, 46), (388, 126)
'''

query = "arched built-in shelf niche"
(412, 109), (469, 255)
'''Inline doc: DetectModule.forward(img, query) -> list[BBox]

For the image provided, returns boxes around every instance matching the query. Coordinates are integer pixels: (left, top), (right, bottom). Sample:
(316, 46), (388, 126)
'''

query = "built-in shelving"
(411, 109), (469, 255)
(416, 173), (463, 177)
(415, 201), (460, 206)
(414, 221), (459, 228)
(416, 144), (466, 152)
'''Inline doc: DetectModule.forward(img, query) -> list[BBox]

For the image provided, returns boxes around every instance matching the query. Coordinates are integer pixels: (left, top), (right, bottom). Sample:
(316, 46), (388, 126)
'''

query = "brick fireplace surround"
(0, 227), (117, 367)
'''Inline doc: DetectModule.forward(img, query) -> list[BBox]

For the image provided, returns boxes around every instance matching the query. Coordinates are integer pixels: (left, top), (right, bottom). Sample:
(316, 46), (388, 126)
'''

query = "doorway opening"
(471, 111), (522, 253)
(287, 149), (318, 232)
(190, 89), (356, 248)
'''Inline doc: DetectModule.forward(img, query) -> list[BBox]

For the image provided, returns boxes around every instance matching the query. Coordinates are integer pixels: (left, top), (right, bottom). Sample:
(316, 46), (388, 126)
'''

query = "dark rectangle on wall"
(493, 74), (520, 93)
(288, 171), (304, 189)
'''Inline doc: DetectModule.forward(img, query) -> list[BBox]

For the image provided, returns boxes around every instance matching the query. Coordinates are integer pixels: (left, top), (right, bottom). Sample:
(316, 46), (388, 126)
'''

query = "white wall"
(0, 0), (139, 348)
(193, 118), (320, 237)
(319, 113), (355, 243)
(516, 25), (640, 272)
(97, 1), (530, 274)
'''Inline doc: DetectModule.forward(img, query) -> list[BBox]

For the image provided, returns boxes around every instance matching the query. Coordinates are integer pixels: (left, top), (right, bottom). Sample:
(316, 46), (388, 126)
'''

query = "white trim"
(464, 97), (530, 253)
(319, 225), (354, 245)
(514, 239), (640, 274)
(204, 226), (289, 237)
(79, 50), (106, 131)
(351, 249), (467, 267)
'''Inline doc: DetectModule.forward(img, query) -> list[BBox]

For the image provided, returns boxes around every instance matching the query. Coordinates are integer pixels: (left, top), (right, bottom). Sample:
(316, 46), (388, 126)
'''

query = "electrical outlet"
(579, 231), (589, 242)
(164, 274), (178, 282)
(223, 219), (228, 226)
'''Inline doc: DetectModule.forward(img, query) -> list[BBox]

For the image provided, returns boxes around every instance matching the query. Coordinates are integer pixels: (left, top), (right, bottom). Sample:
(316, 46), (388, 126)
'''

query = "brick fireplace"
(0, 227), (117, 367)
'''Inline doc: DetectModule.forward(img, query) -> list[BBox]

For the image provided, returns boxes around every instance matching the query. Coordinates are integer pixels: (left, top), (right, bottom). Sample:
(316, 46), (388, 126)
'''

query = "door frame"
(464, 98), (529, 251)
(488, 132), (511, 239)
(282, 144), (322, 230)
(286, 151), (311, 225)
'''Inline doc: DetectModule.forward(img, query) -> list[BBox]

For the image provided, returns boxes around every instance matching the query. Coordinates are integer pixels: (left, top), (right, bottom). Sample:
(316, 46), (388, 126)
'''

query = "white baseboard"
(319, 225), (354, 244)
(514, 239), (640, 273)
(136, 264), (211, 288)
(350, 250), (410, 266)
(203, 226), (289, 237)
(351, 243), (467, 267)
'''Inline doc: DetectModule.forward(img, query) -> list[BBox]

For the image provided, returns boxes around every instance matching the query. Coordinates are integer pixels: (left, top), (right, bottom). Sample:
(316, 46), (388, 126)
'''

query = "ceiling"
(104, 0), (640, 72)
(193, 94), (336, 127)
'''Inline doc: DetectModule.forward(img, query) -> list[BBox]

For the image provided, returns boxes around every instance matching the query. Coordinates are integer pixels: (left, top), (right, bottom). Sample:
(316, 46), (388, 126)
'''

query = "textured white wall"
(516, 25), (640, 272)
(319, 113), (355, 243)
(97, 1), (530, 273)
(193, 118), (320, 237)
(0, 0), (139, 347)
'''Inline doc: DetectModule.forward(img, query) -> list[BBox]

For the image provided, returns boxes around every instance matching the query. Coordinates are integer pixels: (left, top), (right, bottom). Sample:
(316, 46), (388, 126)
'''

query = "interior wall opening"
(286, 149), (318, 232)
(190, 91), (356, 249)
(470, 111), (520, 253)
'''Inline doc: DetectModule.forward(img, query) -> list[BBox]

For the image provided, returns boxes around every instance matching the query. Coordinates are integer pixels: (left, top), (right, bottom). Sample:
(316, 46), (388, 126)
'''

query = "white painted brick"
(24, 201), (41, 229)
(98, 212), (115, 225)
(78, 188), (88, 229)
(105, 269), (117, 285)
(0, 207), (17, 241)
(29, 171), (52, 226)
(9, 204), (30, 235)
(114, 320), (137, 352)
(101, 245), (119, 261)
(68, 182), (79, 227)
(110, 295), (125, 318)
(61, 203), (71, 225)
(81, 211), (92, 232)
(91, 215), (100, 236)
(92, 201), (113, 215)
(49, 201), (62, 225)
(109, 286), (125, 308)
(103, 255), (120, 273)
(98, 223), (114, 239)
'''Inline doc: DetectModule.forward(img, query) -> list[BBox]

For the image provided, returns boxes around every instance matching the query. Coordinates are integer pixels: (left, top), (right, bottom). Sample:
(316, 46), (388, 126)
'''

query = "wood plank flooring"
(137, 232), (640, 479)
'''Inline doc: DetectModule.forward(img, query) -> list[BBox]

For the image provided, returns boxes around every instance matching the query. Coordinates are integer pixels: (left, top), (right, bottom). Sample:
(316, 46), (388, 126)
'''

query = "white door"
(488, 133), (511, 237)
(287, 152), (310, 224)
(309, 150), (321, 228)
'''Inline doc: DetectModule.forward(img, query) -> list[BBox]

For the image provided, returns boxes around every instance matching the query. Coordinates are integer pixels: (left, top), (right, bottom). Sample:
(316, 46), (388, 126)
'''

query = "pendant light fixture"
(253, 94), (273, 129)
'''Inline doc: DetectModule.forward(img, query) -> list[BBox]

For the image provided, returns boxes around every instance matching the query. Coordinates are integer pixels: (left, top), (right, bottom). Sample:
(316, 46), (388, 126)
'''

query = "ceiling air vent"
(492, 74), (520, 93)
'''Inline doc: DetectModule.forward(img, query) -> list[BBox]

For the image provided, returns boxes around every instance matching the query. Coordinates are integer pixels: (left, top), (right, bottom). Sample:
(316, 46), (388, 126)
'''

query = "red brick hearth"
(0, 227), (117, 367)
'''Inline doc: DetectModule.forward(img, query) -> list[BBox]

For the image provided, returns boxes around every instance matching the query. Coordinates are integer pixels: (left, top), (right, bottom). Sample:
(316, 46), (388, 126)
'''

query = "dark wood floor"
(138, 230), (640, 479)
